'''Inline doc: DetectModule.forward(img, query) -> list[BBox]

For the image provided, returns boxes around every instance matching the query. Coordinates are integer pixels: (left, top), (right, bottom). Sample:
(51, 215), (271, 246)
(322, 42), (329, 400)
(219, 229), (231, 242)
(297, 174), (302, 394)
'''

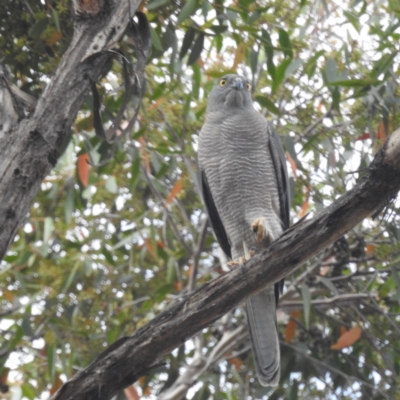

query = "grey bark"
(50, 130), (400, 400)
(0, 0), (140, 260)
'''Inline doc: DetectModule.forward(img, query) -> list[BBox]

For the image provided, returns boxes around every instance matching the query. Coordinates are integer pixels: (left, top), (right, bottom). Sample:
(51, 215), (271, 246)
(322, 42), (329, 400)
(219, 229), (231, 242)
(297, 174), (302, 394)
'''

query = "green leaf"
(177, 0), (197, 25)
(327, 79), (374, 88)
(47, 343), (56, 383)
(301, 284), (311, 330)
(105, 176), (118, 194)
(343, 10), (360, 32)
(278, 28), (292, 58)
(319, 276), (339, 295)
(324, 58), (337, 83)
(261, 29), (275, 80)
(187, 32), (204, 65)
(29, 18), (49, 38)
(51, 9), (60, 31)
(150, 27), (163, 51)
(192, 62), (201, 99)
(147, 0), (169, 10)
(43, 217), (54, 243)
(180, 27), (196, 59)
(250, 48), (258, 75)
(255, 95), (280, 115)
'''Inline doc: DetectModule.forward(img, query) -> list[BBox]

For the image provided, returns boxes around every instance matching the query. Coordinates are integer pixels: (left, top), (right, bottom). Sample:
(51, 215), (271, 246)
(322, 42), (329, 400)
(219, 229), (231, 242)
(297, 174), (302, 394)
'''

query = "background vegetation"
(1, 0), (400, 399)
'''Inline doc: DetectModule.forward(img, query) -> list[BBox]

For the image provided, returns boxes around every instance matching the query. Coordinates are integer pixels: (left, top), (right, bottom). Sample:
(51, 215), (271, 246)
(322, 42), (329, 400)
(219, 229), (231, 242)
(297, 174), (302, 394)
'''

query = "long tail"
(246, 287), (280, 386)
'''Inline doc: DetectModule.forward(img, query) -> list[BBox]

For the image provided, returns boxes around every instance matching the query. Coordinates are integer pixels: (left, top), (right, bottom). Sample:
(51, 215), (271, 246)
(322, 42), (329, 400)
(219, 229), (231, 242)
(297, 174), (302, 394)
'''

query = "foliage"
(1, 0), (400, 399)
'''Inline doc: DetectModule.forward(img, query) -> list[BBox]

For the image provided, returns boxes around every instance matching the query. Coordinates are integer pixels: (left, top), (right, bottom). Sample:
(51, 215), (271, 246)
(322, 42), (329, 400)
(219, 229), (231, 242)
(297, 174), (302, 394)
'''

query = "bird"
(198, 74), (290, 386)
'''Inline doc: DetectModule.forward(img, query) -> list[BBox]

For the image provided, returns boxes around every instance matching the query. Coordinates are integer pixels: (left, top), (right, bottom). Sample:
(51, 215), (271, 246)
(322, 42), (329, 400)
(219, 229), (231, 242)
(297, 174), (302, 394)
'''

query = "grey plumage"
(198, 74), (290, 386)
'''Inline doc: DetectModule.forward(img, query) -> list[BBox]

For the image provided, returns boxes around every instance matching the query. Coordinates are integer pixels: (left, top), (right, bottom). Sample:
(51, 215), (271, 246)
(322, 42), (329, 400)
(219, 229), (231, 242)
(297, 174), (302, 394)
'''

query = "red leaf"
(356, 133), (370, 141)
(124, 386), (140, 400)
(331, 325), (362, 350)
(77, 153), (90, 187)
(285, 310), (301, 343)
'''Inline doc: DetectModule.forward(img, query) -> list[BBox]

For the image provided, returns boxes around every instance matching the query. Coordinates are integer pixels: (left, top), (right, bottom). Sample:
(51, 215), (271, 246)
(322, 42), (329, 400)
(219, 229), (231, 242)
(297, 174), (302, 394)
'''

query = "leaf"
(232, 42), (245, 69)
(286, 151), (297, 178)
(331, 325), (362, 350)
(166, 178), (183, 204)
(319, 276), (339, 295)
(150, 27), (163, 51)
(124, 386), (140, 400)
(177, 0), (197, 25)
(301, 284), (311, 329)
(29, 17), (48, 38)
(43, 217), (54, 243)
(147, 0), (169, 10)
(285, 310), (301, 343)
(187, 32), (204, 65)
(47, 343), (56, 383)
(377, 120), (386, 140)
(105, 176), (118, 194)
(46, 30), (62, 46)
(229, 357), (243, 371)
(254, 95), (280, 115)
(77, 153), (90, 187)
(180, 27), (196, 59)
(49, 373), (63, 396)
(278, 28), (292, 58)
(250, 48), (258, 75)
(327, 79), (374, 88)
(324, 58), (337, 83)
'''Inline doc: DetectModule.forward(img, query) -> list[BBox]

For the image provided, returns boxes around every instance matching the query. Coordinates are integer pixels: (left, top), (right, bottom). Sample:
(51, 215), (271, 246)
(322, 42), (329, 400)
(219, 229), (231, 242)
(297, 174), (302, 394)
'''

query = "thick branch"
(0, 0), (140, 260)
(50, 130), (400, 399)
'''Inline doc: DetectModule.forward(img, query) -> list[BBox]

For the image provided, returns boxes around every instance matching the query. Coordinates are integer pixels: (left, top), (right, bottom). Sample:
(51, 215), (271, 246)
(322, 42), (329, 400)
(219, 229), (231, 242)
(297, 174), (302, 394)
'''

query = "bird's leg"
(251, 217), (268, 242)
(227, 242), (253, 267)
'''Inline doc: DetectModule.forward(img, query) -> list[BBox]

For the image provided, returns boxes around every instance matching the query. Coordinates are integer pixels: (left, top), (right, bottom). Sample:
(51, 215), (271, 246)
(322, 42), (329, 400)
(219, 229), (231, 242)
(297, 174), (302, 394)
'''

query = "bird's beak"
(232, 77), (244, 90)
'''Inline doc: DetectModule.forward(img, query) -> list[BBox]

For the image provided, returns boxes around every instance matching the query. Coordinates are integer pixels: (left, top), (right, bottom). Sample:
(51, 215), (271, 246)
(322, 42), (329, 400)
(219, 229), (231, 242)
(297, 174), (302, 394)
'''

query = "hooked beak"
(232, 77), (244, 90)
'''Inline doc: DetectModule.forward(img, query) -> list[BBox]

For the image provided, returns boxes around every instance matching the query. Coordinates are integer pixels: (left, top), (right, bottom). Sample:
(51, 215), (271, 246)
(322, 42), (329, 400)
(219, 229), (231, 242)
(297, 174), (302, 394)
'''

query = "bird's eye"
(246, 83), (251, 90)
(219, 79), (227, 87)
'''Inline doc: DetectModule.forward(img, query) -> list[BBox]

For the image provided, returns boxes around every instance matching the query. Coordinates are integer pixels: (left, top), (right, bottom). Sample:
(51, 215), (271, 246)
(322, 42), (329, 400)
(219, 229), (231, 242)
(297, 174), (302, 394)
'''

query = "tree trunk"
(0, 0), (140, 259)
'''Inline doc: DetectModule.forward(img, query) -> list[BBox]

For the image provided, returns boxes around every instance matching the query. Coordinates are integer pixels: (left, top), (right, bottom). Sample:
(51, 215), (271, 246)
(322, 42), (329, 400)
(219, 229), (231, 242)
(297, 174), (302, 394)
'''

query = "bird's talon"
(227, 257), (246, 268)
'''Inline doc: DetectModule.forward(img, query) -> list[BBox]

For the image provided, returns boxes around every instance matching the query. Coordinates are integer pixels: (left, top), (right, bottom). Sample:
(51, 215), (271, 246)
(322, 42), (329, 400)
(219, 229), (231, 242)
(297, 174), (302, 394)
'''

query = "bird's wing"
(268, 123), (290, 301)
(199, 168), (232, 259)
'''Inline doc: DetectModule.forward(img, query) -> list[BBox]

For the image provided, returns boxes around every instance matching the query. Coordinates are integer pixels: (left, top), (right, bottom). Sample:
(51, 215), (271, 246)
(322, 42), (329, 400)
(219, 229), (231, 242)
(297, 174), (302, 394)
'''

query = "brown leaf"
(286, 151), (297, 178)
(174, 281), (182, 291)
(166, 178), (183, 205)
(77, 153), (90, 187)
(49, 373), (63, 396)
(124, 386), (140, 400)
(285, 310), (301, 343)
(138, 137), (150, 173)
(377, 120), (386, 140)
(331, 325), (362, 350)
(46, 31), (62, 46)
(229, 357), (243, 371)
(366, 244), (375, 254)
(232, 42), (245, 69)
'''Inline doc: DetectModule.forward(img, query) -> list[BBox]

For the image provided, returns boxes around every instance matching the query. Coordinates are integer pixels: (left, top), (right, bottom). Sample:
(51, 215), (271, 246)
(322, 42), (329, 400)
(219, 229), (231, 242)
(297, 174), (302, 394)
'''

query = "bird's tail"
(246, 287), (280, 386)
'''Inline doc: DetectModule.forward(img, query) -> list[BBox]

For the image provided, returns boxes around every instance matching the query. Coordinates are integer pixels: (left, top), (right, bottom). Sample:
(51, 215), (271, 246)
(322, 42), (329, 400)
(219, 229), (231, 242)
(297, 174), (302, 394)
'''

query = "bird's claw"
(227, 257), (246, 268)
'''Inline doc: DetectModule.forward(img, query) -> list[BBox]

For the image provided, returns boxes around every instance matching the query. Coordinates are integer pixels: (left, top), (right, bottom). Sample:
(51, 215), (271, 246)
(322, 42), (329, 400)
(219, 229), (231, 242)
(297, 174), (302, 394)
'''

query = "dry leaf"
(286, 151), (297, 178)
(124, 386), (140, 400)
(232, 42), (245, 69)
(49, 373), (63, 396)
(285, 310), (301, 343)
(331, 325), (362, 350)
(229, 357), (243, 371)
(366, 244), (375, 254)
(77, 153), (90, 187)
(166, 178), (183, 205)
(46, 31), (62, 46)
(377, 120), (386, 140)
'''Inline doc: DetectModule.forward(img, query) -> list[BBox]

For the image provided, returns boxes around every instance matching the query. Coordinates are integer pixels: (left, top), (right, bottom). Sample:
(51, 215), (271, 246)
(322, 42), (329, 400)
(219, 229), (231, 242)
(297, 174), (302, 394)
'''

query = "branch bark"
(0, 0), (140, 260)
(49, 130), (400, 399)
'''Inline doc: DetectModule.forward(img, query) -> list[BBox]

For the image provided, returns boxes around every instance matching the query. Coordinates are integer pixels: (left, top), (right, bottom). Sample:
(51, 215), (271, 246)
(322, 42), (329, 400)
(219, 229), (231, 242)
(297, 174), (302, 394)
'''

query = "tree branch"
(49, 130), (400, 399)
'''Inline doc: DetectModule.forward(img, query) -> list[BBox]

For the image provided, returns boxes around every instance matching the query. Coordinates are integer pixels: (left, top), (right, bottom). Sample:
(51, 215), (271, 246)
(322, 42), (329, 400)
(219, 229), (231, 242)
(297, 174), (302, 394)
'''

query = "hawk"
(198, 74), (290, 386)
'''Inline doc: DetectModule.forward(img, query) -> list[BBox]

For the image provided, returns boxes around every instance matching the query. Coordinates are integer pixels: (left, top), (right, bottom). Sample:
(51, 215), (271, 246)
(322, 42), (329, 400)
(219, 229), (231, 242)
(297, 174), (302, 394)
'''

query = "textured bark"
(50, 130), (400, 400)
(0, 0), (140, 260)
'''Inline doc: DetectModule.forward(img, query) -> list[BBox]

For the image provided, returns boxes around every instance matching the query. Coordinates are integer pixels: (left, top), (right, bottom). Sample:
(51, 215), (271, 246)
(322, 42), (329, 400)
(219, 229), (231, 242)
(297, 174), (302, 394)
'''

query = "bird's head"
(206, 74), (253, 113)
